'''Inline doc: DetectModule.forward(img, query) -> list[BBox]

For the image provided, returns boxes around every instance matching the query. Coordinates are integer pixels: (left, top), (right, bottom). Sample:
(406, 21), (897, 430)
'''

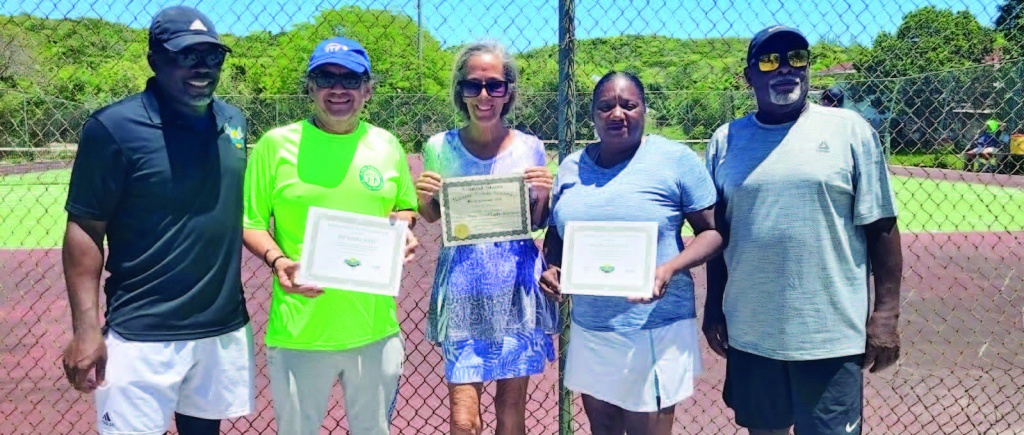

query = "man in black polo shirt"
(61, 7), (253, 435)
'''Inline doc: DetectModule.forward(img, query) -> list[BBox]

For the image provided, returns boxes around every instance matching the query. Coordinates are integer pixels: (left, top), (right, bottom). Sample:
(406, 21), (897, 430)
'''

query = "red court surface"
(1, 157), (1022, 434)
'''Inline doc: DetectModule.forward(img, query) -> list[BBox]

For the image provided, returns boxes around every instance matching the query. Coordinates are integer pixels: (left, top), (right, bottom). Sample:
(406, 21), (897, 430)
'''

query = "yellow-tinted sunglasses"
(754, 49), (810, 72)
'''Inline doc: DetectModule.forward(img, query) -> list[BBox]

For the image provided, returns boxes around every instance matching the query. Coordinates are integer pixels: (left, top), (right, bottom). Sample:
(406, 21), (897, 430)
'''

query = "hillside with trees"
(2, 4), (1008, 156)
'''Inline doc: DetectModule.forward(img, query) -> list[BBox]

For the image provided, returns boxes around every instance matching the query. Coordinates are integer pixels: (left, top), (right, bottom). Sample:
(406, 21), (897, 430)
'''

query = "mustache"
(769, 76), (801, 85)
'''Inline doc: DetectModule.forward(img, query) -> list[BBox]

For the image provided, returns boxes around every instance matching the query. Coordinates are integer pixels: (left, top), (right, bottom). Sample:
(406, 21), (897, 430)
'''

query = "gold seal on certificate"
(297, 207), (408, 296)
(453, 223), (471, 240)
(439, 174), (533, 246)
(560, 221), (658, 298)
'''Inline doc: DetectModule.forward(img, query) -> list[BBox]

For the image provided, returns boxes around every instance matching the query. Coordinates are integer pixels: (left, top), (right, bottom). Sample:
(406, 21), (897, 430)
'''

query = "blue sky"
(5, 0), (1002, 52)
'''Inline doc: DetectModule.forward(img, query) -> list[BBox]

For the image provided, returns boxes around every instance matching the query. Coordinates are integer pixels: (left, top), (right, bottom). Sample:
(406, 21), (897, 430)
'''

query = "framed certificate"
(560, 221), (658, 298)
(297, 207), (408, 296)
(439, 174), (533, 246)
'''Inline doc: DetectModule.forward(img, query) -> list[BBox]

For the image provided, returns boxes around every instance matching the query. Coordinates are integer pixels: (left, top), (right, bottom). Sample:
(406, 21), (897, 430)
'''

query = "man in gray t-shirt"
(703, 25), (903, 435)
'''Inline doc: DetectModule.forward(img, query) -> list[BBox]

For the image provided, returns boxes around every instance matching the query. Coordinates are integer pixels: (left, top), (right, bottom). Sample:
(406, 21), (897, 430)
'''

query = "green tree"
(997, 0), (1024, 57)
(853, 6), (996, 151)
(858, 7), (993, 79)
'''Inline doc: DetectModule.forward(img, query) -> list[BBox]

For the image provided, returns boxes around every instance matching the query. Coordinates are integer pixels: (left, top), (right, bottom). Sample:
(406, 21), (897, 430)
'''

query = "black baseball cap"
(149, 6), (230, 52)
(747, 25), (808, 62)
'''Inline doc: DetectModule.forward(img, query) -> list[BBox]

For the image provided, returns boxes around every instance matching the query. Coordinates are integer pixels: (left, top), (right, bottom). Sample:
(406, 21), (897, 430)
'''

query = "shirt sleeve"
(677, 146), (717, 213)
(422, 136), (439, 174)
(243, 133), (275, 230)
(533, 137), (548, 168)
(393, 143), (418, 212)
(65, 117), (127, 221)
(852, 119), (898, 226)
(547, 165), (565, 230)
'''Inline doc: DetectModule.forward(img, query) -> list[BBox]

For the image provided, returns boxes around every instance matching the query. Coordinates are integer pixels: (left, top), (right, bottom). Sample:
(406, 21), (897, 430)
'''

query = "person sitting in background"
(963, 119), (1009, 171)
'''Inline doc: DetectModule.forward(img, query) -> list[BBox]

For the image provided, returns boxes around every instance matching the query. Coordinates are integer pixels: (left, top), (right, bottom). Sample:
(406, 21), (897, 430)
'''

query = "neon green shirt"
(244, 120), (417, 350)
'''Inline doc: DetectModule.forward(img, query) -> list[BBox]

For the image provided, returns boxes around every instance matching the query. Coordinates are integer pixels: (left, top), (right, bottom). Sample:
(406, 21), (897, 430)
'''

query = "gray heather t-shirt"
(705, 104), (898, 360)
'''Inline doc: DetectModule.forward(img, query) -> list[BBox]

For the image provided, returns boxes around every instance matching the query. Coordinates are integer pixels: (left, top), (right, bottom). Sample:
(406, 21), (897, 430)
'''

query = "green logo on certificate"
(599, 264), (615, 273)
(359, 166), (384, 191)
(344, 257), (362, 267)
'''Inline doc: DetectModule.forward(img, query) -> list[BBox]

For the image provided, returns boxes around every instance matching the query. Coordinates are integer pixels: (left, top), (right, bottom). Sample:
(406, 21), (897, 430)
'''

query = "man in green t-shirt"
(242, 36), (418, 435)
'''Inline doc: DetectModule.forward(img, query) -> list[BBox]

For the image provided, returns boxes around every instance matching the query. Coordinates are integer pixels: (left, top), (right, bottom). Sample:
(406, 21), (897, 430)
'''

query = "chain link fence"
(1, 0), (1023, 433)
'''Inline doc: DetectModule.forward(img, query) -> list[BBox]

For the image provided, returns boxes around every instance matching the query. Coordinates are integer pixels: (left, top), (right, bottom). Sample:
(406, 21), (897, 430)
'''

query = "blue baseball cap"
(149, 6), (229, 52)
(747, 25), (808, 63)
(307, 37), (371, 74)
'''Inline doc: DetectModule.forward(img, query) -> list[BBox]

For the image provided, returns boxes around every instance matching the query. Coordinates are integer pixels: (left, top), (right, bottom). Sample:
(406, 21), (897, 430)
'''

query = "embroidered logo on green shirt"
(359, 165), (384, 191)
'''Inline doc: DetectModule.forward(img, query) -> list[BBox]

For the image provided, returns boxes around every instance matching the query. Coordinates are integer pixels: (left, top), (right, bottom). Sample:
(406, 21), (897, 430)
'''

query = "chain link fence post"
(556, 0), (576, 433)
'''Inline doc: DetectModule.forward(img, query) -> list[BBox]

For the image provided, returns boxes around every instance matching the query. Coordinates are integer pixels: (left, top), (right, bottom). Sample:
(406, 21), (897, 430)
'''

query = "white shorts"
(564, 318), (702, 413)
(95, 324), (256, 435)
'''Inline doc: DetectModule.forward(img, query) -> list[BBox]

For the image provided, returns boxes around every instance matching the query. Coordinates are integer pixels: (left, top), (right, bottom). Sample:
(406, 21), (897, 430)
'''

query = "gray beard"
(768, 85), (802, 105)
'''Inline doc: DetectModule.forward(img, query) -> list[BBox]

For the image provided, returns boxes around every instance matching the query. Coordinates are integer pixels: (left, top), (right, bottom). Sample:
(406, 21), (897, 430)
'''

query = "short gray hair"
(451, 41), (518, 120)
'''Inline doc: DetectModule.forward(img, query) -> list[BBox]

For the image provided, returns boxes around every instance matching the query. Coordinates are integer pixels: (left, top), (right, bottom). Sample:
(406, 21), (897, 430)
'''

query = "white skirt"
(564, 318), (702, 412)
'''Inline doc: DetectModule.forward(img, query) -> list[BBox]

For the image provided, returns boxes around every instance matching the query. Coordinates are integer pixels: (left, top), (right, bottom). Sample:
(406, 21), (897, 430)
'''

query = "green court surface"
(1, 168), (1022, 249)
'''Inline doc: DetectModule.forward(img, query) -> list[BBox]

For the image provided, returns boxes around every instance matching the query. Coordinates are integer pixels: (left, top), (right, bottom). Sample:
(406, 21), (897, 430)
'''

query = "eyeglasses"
(457, 80), (509, 98)
(166, 48), (228, 68)
(309, 72), (368, 90)
(753, 49), (810, 72)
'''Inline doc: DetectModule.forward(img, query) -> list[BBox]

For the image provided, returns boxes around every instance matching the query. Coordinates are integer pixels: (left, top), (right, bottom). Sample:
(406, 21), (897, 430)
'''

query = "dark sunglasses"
(166, 48), (228, 68)
(309, 71), (368, 90)
(753, 49), (810, 72)
(458, 80), (509, 98)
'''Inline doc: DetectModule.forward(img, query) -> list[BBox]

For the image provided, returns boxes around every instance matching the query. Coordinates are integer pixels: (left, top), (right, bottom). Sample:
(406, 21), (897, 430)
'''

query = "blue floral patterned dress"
(423, 129), (560, 384)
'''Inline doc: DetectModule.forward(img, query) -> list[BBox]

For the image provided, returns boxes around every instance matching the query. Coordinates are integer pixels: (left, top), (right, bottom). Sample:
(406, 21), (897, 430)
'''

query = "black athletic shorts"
(724, 347), (864, 435)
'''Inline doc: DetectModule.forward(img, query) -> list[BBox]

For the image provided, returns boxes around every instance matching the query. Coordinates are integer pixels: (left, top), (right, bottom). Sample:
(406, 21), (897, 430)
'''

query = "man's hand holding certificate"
(297, 207), (410, 297)
(439, 174), (533, 246)
(560, 221), (658, 299)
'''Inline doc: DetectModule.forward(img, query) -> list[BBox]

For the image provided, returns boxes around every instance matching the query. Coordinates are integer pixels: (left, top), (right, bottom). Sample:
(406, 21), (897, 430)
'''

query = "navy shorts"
(724, 347), (864, 435)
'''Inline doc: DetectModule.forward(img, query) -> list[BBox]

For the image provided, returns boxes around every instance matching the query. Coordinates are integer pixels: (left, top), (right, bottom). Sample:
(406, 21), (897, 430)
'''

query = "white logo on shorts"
(324, 43), (347, 53)
(189, 19), (208, 31)
(845, 417), (861, 433)
(101, 412), (114, 428)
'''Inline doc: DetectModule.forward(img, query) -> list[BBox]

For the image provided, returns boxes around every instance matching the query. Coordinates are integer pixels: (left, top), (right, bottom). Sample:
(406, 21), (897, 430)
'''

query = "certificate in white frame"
(560, 221), (658, 298)
(297, 207), (407, 297)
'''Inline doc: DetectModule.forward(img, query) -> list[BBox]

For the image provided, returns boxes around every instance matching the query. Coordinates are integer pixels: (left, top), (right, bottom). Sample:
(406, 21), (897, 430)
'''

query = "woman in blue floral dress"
(415, 41), (559, 435)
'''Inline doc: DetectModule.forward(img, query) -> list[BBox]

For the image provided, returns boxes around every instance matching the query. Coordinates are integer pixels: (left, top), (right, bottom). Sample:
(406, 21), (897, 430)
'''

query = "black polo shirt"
(66, 79), (249, 341)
